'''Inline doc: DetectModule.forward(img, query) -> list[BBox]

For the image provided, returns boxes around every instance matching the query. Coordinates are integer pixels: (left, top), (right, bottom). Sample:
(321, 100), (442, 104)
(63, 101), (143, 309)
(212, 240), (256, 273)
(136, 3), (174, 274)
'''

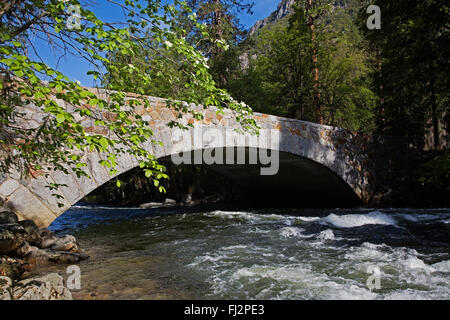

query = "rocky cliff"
(249, 0), (295, 36)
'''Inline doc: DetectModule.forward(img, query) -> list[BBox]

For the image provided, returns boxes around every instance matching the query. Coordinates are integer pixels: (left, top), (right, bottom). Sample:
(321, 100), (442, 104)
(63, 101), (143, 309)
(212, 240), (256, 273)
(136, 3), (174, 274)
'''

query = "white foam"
(188, 254), (225, 267)
(232, 268), (256, 279)
(398, 214), (441, 222)
(317, 229), (336, 241)
(320, 211), (397, 228)
(432, 260), (450, 273)
(297, 216), (321, 222)
(206, 211), (288, 225)
(402, 257), (432, 270)
(228, 265), (378, 300)
(221, 245), (248, 251)
(384, 289), (433, 300)
(280, 227), (311, 239)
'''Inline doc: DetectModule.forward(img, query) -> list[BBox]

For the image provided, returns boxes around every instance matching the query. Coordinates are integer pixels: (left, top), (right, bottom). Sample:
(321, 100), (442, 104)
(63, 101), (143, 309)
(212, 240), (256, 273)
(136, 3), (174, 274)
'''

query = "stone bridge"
(0, 88), (398, 227)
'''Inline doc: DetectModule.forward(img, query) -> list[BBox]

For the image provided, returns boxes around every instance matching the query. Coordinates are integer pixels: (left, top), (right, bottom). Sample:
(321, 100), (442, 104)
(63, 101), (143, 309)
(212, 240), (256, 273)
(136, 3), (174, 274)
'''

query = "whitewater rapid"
(47, 206), (449, 300)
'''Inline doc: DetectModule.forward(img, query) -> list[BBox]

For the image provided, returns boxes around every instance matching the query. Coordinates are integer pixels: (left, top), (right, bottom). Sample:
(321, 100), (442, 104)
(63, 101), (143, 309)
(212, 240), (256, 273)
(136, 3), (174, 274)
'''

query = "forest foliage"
(0, 0), (448, 201)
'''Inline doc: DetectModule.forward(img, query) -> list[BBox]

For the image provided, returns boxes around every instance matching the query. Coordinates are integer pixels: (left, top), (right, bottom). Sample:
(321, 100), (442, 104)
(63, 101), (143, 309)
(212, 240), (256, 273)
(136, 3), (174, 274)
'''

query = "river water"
(42, 206), (449, 300)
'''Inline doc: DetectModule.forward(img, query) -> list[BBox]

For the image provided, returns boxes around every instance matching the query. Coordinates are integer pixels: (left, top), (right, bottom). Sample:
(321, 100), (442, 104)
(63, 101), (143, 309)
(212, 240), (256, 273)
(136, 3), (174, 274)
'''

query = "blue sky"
(33, 0), (280, 86)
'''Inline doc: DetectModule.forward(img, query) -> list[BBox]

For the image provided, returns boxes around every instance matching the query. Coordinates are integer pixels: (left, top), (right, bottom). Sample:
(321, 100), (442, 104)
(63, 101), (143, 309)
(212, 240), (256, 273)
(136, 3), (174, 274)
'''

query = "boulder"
(181, 194), (193, 204)
(12, 273), (72, 300)
(18, 220), (41, 246)
(26, 246), (87, 265)
(164, 198), (177, 206)
(39, 228), (52, 238)
(0, 211), (19, 225)
(139, 202), (163, 209)
(0, 276), (12, 300)
(49, 235), (80, 252)
(0, 224), (28, 254)
(0, 261), (24, 280)
(13, 241), (32, 258)
(39, 232), (80, 252)
(38, 228), (57, 249)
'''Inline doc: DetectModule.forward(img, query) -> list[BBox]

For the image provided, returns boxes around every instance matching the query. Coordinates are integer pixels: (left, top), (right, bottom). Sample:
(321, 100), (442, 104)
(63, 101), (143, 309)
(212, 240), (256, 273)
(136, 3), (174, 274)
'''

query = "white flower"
(164, 40), (173, 48)
(75, 80), (81, 85)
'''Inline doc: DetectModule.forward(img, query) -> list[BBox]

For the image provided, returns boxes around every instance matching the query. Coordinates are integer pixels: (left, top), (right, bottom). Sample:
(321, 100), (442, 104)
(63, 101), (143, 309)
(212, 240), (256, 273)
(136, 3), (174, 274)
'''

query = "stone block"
(84, 152), (110, 186)
(0, 179), (20, 197)
(28, 176), (70, 215)
(49, 170), (84, 205)
(6, 186), (56, 228)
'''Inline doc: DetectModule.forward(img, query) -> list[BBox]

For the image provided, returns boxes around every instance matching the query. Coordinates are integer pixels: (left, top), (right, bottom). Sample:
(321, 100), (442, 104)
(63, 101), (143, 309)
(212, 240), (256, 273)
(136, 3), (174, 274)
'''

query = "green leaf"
(99, 137), (109, 149)
(56, 114), (65, 124)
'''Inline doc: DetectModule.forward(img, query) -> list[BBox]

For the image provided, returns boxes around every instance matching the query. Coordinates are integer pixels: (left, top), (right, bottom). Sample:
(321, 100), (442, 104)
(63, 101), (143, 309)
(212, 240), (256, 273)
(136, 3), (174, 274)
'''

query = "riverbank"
(369, 151), (449, 208)
(0, 210), (88, 300)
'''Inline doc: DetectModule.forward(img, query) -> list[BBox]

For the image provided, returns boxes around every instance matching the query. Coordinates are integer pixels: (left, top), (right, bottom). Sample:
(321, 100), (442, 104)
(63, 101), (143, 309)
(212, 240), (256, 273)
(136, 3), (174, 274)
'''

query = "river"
(34, 205), (449, 300)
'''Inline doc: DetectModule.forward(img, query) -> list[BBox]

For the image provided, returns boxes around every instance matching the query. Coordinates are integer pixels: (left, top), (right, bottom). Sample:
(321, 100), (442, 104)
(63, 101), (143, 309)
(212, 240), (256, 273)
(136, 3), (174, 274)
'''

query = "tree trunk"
(305, 0), (323, 124)
(212, 0), (226, 86)
(376, 48), (386, 133)
(213, 0), (223, 43)
(430, 81), (440, 150)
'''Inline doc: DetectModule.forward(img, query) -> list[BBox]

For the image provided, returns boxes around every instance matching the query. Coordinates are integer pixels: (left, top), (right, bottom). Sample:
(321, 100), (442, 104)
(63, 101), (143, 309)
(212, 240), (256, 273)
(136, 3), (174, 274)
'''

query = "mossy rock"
(0, 211), (19, 224)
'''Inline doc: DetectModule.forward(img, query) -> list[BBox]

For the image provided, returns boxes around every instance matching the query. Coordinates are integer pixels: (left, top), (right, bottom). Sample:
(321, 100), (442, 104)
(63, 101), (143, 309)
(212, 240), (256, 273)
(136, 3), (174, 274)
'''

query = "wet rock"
(164, 198), (177, 206)
(49, 235), (80, 253)
(181, 194), (193, 204)
(13, 241), (32, 257)
(18, 220), (41, 246)
(0, 219), (87, 291)
(0, 211), (19, 224)
(39, 228), (52, 238)
(26, 246), (87, 265)
(39, 232), (80, 253)
(140, 198), (179, 208)
(0, 261), (24, 280)
(0, 224), (28, 254)
(0, 276), (12, 300)
(139, 202), (163, 209)
(38, 229), (58, 249)
(12, 273), (72, 300)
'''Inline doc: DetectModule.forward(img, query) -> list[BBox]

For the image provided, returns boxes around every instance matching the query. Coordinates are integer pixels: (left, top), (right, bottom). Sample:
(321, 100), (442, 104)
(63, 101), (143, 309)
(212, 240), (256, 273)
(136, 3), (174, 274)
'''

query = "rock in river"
(0, 224), (28, 254)
(12, 273), (72, 300)
(0, 276), (12, 300)
(18, 220), (41, 246)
